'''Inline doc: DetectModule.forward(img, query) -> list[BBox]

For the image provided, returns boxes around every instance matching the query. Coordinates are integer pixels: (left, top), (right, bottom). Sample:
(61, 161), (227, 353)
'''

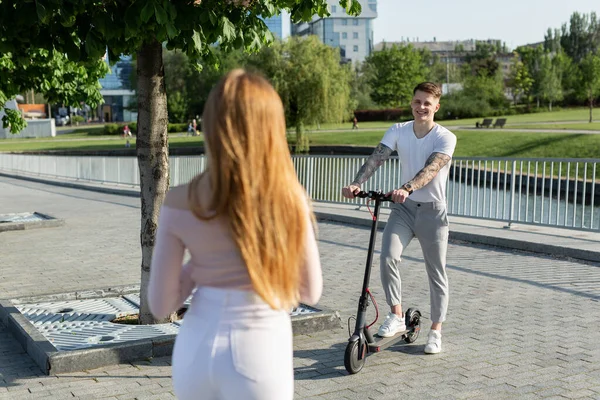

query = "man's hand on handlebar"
(385, 188), (410, 204)
(342, 184), (361, 199)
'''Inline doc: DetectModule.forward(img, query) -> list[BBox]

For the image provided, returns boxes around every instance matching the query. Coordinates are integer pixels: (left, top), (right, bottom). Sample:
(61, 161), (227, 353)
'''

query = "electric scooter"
(344, 190), (422, 375)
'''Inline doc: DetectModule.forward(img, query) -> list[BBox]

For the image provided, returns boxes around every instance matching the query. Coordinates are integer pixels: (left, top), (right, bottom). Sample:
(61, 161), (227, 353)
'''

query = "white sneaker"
(424, 330), (442, 354)
(377, 312), (406, 337)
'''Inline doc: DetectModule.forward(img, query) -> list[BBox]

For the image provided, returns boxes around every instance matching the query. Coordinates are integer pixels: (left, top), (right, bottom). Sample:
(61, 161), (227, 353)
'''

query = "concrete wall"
(0, 119), (56, 139)
(1, 99), (56, 139)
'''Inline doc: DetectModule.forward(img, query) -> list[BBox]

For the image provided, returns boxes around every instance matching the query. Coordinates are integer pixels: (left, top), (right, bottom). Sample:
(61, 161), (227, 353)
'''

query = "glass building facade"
(98, 54), (137, 122)
(263, 15), (284, 39)
(98, 55), (134, 90)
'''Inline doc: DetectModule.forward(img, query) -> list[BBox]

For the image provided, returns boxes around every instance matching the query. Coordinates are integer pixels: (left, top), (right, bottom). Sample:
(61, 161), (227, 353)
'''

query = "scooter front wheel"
(404, 308), (422, 343)
(344, 340), (366, 374)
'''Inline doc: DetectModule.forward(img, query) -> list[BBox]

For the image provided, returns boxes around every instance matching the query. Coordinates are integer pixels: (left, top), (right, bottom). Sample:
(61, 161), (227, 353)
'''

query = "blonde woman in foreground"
(148, 69), (323, 400)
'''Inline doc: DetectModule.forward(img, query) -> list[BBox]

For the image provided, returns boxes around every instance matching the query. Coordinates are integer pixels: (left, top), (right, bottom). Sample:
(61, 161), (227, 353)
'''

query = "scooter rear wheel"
(344, 340), (366, 374)
(404, 308), (422, 343)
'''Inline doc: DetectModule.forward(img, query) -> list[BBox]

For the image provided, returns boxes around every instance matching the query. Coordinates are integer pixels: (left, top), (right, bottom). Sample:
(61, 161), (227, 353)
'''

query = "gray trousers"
(380, 198), (449, 323)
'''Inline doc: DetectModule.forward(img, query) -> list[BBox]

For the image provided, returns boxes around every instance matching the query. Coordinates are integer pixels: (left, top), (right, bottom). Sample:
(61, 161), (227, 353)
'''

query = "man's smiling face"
(411, 90), (440, 122)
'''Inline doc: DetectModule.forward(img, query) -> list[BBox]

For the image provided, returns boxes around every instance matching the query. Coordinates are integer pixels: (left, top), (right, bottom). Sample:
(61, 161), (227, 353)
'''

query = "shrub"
(437, 94), (494, 120)
(168, 123), (188, 133)
(353, 108), (411, 122)
(104, 123), (120, 135)
(71, 115), (85, 124)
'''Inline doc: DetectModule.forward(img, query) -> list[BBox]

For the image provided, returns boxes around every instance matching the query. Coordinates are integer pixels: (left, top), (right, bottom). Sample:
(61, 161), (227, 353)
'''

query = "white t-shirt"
(380, 121), (457, 203)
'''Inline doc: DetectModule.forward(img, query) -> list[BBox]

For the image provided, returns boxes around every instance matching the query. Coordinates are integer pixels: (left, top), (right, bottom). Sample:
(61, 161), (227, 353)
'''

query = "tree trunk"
(136, 39), (171, 325)
(548, 101), (552, 112)
(589, 94), (594, 123)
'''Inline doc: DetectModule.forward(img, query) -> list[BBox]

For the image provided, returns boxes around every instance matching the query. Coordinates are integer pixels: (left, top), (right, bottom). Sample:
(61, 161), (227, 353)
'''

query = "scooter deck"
(368, 330), (409, 353)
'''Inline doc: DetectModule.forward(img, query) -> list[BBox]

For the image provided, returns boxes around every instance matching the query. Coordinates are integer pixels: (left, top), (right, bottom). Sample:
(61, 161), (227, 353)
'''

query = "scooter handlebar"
(354, 190), (393, 202)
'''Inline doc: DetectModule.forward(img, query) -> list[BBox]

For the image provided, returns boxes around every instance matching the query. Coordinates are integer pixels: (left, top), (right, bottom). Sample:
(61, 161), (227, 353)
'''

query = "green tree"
(507, 53), (533, 105)
(515, 45), (545, 107)
(461, 69), (507, 109)
(538, 54), (563, 111)
(162, 50), (192, 123)
(578, 53), (600, 122)
(559, 12), (600, 63)
(247, 36), (354, 152)
(350, 64), (375, 110)
(464, 41), (500, 77)
(0, 48), (108, 132)
(364, 44), (427, 108)
(1, 0), (363, 324)
(185, 47), (247, 119)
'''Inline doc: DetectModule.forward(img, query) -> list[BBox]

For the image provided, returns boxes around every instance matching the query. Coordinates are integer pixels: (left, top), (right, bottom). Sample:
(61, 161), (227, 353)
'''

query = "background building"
(263, 15), (284, 39)
(292, 0), (378, 64)
(262, 11), (291, 40)
(98, 54), (136, 123)
(374, 38), (513, 79)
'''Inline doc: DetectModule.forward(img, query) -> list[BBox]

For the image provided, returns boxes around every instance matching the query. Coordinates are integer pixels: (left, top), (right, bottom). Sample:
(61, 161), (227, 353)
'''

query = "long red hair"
(188, 69), (311, 310)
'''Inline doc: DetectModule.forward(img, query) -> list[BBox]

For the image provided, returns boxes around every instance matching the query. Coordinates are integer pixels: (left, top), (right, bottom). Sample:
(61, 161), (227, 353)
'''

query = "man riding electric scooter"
(342, 82), (457, 356)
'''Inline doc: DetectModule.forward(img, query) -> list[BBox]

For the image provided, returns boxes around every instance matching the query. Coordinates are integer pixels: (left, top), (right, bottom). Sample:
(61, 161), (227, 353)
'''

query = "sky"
(373, 0), (599, 50)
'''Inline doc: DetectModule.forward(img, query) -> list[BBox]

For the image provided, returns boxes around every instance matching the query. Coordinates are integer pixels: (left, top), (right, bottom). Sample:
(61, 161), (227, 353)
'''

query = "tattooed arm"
(403, 152), (452, 191)
(351, 143), (393, 186)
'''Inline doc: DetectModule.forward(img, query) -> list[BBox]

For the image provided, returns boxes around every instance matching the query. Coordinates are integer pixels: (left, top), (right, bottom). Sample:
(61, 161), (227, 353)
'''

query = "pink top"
(148, 205), (323, 319)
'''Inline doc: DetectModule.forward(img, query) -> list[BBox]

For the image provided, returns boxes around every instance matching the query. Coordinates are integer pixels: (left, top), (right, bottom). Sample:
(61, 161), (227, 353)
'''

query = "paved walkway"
(1, 175), (600, 399)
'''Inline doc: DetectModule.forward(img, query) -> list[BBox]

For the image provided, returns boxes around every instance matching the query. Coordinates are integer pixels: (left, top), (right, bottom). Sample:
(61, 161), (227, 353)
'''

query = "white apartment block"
(292, 0), (378, 64)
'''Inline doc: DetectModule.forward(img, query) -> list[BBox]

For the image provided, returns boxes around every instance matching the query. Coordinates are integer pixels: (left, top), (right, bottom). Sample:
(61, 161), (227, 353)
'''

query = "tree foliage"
(363, 44), (427, 108)
(507, 53), (533, 105)
(538, 53), (564, 111)
(247, 36), (354, 152)
(0, 48), (108, 132)
(578, 53), (600, 122)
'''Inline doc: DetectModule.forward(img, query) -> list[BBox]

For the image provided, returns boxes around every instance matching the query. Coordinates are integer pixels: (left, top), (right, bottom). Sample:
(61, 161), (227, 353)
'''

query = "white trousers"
(172, 287), (294, 400)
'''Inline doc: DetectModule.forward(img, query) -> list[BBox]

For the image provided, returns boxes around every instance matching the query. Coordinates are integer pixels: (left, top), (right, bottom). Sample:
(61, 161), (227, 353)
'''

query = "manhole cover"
(0, 212), (49, 223)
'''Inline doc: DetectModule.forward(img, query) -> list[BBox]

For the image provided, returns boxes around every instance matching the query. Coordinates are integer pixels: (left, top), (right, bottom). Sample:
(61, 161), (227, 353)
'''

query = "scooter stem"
(352, 193), (383, 339)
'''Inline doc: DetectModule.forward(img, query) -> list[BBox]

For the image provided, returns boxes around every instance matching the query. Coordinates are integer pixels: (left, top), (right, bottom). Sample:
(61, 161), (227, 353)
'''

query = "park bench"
(476, 118), (493, 128)
(493, 118), (507, 128)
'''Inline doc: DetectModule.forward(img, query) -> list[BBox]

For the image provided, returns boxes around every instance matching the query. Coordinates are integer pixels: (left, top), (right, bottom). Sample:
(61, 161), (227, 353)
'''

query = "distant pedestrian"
(352, 116), (359, 130)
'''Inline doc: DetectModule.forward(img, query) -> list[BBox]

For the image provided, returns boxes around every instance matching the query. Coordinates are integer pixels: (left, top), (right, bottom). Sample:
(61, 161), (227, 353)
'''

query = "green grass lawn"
(2, 107), (600, 159)
(499, 123), (600, 131)
(302, 108), (598, 131)
(3, 129), (600, 159)
(304, 129), (600, 159)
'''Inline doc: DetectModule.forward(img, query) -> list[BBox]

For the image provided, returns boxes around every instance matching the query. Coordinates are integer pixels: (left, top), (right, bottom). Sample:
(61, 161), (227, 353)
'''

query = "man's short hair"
(413, 82), (442, 99)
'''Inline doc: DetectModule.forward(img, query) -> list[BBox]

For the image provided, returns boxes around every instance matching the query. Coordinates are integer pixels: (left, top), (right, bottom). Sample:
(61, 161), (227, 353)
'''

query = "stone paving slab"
(1, 175), (600, 399)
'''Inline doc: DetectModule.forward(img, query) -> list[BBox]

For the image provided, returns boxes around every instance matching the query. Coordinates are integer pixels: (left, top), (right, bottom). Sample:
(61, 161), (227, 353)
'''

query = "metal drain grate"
(18, 293), (321, 351)
(125, 293), (319, 316)
(17, 297), (139, 325)
(0, 212), (49, 223)
(37, 320), (179, 351)
(291, 304), (320, 316)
